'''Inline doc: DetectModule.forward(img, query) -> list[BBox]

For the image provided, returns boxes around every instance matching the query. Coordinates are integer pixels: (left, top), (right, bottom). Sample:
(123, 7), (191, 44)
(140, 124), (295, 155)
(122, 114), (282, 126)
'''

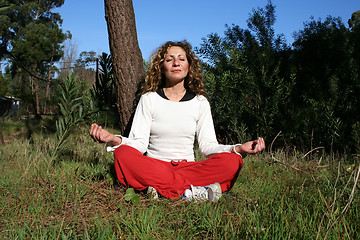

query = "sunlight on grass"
(0, 122), (359, 239)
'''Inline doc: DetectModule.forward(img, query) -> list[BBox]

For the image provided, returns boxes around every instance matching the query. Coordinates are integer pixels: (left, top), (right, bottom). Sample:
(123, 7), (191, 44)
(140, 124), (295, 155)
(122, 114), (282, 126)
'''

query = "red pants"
(114, 145), (243, 199)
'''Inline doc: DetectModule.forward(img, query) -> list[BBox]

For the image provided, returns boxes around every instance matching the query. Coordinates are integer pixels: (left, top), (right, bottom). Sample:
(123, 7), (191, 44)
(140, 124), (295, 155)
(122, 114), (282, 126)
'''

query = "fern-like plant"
(48, 75), (97, 170)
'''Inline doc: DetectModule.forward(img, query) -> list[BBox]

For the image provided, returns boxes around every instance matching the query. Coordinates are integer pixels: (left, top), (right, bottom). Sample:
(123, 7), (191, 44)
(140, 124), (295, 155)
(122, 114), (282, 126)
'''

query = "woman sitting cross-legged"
(89, 40), (265, 201)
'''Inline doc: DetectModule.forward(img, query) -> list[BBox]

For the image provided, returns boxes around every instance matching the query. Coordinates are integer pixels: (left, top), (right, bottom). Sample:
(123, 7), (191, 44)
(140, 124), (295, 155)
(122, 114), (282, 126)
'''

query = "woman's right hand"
(89, 123), (122, 145)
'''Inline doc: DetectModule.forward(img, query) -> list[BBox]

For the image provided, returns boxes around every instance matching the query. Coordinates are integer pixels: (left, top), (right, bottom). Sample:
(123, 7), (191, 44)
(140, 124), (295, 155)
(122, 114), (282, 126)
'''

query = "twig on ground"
(56, 216), (66, 240)
(342, 218), (351, 240)
(326, 162), (341, 229)
(268, 131), (303, 171)
(302, 146), (324, 159)
(316, 213), (325, 240)
(338, 167), (356, 200)
(324, 162), (360, 239)
(316, 164), (330, 169)
(270, 131), (282, 154)
(318, 156), (323, 165)
(73, 203), (90, 240)
(271, 155), (303, 171)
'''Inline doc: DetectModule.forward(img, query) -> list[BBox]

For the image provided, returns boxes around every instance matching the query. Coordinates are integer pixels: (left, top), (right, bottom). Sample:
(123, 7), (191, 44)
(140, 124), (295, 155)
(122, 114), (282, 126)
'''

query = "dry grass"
(1, 122), (359, 239)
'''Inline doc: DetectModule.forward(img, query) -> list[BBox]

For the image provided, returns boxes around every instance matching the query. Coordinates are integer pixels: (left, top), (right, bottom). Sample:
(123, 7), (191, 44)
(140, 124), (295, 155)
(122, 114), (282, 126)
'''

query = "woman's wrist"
(110, 135), (122, 146)
(233, 144), (242, 156)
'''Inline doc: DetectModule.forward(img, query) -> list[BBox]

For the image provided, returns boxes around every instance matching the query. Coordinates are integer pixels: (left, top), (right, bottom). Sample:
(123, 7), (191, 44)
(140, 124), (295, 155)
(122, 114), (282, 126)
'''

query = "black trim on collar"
(156, 88), (196, 102)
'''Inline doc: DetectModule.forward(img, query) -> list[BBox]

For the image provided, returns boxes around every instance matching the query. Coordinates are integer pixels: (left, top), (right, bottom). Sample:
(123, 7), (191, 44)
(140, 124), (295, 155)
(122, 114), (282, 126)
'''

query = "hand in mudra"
(236, 137), (265, 155)
(89, 123), (115, 143)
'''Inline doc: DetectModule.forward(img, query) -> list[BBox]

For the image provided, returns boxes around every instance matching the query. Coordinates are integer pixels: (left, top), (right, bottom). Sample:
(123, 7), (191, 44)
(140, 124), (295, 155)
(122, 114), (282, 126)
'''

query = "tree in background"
(292, 16), (358, 152)
(57, 48), (97, 106)
(73, 51), (97, 87)
(75, 51), (97, 69)
(348, 11), (360, 153)
(348, 10), (360, 29)
(1, 0), (68, 117)
(0, 72), (9, 95)
(197, 1), (292, 144)
(0, 0), (14, 59)
(0, 0), (11, 143)
(104, 0), (144, 135)
(57, 38), (78, 80)
(198, 1), (359, 153)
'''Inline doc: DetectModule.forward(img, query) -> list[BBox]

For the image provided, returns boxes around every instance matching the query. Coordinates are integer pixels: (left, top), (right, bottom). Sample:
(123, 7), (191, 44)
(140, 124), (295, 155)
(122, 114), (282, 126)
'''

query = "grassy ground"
(0, 119), (359, 239)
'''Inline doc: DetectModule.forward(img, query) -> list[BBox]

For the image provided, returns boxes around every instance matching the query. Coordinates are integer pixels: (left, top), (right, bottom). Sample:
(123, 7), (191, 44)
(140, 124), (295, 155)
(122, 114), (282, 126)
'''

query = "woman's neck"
(163, 82), (186, 102)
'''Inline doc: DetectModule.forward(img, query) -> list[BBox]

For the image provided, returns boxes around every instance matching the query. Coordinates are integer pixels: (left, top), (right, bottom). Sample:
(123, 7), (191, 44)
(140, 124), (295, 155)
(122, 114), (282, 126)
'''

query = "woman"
(90, 41), (265, 201)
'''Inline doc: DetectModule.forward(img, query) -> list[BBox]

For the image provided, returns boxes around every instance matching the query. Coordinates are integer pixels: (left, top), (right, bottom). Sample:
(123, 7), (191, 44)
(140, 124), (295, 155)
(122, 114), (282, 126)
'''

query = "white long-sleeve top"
(108, 91), (234, 162)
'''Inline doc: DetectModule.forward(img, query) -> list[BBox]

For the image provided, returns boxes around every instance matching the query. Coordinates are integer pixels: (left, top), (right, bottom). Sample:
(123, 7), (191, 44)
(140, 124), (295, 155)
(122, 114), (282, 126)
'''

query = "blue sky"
(57, 0), (359, 61)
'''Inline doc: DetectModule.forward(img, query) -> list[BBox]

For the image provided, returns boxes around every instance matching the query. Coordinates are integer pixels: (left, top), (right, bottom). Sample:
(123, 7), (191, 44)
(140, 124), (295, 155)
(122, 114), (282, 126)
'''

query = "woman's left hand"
(235, 137), (265, 155)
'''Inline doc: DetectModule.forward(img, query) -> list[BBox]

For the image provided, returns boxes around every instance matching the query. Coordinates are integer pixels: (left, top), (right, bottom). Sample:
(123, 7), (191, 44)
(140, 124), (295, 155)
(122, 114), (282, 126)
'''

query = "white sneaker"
(183, 189), (193, 199)
(207, 182), (222, 201)
(147, 186), (159, 199)
(183, 182), (222, 202)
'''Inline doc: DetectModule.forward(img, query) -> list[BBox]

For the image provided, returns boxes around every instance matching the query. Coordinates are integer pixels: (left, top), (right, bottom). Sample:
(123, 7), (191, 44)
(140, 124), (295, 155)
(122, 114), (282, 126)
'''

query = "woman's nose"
(173, 59), (180, 66)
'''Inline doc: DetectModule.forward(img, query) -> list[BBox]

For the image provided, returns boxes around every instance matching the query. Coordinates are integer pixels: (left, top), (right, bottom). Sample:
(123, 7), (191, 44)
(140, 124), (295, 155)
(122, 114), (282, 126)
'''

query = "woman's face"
(162, 46), (189, 86)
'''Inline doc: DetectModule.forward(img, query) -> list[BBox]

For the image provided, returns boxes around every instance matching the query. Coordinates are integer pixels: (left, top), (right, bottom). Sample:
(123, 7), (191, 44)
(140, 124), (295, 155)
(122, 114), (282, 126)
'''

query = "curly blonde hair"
(142, 40), (206, 96)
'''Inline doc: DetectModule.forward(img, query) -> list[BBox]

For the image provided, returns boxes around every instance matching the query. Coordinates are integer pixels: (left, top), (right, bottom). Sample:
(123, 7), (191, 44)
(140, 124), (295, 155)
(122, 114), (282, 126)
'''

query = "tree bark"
(0, 120), (4, 145)
(44, 55), (54, 114)
(34, 78), (40, 116)
(104, 0), (144, 135)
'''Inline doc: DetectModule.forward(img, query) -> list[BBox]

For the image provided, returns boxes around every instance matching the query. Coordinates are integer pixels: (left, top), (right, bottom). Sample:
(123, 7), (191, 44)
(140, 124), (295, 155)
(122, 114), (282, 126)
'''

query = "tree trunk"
(44, 55), (54, 114)
(104, 0), (144, 136)
(0, 120), (4, 145)
(34, 79), (40, 116)
(30, 75), (41, 118)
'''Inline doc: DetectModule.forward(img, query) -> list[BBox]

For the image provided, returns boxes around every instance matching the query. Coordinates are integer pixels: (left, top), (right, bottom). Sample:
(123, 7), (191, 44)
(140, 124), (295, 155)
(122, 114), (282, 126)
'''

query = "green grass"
(0, 120), (359, 239)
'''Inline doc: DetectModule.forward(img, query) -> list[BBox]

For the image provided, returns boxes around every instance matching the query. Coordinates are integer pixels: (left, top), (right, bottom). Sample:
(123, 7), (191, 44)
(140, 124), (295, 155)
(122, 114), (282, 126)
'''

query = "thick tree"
(104, 0), (144, 135)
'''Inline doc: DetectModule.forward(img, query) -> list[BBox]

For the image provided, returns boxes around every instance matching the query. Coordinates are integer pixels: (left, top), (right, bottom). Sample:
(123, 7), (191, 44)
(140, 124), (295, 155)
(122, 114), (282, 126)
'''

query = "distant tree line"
(197, 1), (360, 153)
